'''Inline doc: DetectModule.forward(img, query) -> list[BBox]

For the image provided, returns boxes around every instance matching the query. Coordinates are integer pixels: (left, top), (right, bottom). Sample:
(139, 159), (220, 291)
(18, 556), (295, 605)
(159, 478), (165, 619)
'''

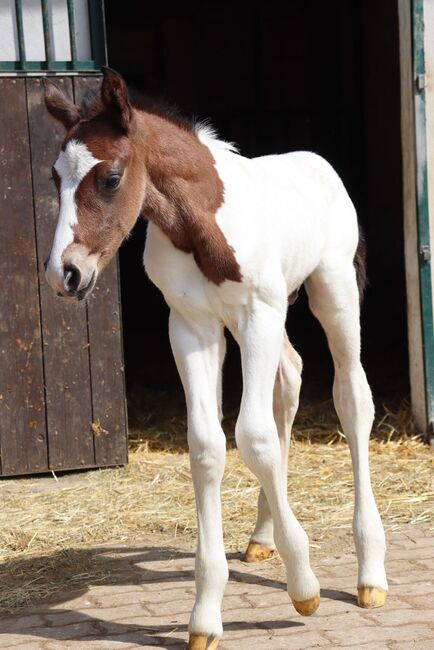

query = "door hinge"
(420, 244), (431, 262)
(416, 73), (427, 91)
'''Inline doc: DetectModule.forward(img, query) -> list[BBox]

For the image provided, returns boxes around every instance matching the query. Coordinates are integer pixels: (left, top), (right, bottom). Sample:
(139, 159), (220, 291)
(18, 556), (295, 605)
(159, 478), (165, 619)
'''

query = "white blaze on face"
(46, 139), (102, 290)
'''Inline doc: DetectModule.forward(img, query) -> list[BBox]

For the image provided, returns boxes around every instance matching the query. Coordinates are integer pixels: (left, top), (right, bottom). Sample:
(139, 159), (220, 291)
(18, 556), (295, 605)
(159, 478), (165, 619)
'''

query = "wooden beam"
(398, 0), (427, 431)
(422, 0), (434, 442)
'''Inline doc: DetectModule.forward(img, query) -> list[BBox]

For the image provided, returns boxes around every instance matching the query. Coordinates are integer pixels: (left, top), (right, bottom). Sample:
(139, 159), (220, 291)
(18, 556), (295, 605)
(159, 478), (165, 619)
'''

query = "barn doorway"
(104, 0), (408, 426)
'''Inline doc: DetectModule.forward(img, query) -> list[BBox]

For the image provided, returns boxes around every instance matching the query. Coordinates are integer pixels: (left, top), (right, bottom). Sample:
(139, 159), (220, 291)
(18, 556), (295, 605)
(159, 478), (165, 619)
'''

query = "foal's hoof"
(188, 633), (220, 649)
(244, 540), (274, 562)
(357, 586), (388, 609)
(292, 592), (320, 616)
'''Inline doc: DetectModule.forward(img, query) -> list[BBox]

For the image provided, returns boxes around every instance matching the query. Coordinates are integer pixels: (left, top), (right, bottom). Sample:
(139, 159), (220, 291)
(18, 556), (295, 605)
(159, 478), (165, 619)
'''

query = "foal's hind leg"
(306, 259), (388, 608)
(245, 332), (302, 562)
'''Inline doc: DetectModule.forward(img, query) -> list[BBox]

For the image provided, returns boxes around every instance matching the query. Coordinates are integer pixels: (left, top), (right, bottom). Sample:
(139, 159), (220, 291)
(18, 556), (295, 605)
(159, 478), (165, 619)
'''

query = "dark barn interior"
(104, 0), (408, 422)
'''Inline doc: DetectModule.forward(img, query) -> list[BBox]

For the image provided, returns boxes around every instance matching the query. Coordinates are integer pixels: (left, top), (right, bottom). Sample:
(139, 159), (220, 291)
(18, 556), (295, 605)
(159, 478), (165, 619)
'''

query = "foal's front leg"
(235, 302), (320, 615)
(169, 309), (227, 650)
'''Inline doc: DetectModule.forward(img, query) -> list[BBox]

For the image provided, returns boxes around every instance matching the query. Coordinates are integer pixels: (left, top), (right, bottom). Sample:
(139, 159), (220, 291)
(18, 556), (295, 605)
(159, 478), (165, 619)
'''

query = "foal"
(44, 67), (387, 649)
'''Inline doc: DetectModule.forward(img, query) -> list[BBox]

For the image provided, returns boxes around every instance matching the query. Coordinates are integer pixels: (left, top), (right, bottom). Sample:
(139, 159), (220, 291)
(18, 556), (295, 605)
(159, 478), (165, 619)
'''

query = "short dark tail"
(354, 226), (368, 304)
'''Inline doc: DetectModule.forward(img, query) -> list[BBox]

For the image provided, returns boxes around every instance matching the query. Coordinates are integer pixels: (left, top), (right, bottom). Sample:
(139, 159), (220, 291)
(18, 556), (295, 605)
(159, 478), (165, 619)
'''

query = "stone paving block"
(222, 603), (302, 625)
(334, 642), (395, 650)
(321, 554), (357, 569)
(303, 610), (375, 631)
(324, 623), (433, 646)
(141, 579), (194, 594)
(363, 607), (434, 627)
(390, 580), (434, 595)
(79, 584), (146, 598)
(9, 621), (100, 643)
(69, 603), (152, 623)
(1, 613), (46, 633)
(390, 534), (433, 549)
(385, 546), (434, 561)
(94, 588), (188, 608)
(44, 636), (161, 649)
(234, 589), (288, 609)
(55, 589), (150, 611)
(222, 629), (331, 649)
(0, 635), (42, 648)
(404, 594), (434, 608)
(0, 636), (45, 650)
(411, 558), (434, 572)
(392, 639), (434, 649)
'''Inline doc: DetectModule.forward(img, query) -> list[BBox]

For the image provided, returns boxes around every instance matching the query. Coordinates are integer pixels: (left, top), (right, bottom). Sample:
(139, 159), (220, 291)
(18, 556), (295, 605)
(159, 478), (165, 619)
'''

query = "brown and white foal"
(44, 67), (387, 649)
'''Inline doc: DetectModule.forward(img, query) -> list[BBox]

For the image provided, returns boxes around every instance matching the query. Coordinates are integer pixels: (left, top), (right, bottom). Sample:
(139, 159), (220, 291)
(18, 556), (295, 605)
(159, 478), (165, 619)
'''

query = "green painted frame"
(0, 0), (106, 73)
(413, 0), (434, 439)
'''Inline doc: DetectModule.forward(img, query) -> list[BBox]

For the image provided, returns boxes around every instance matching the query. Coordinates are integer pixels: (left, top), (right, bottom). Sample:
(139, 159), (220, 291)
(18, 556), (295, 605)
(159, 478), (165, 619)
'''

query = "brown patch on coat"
(140, 111), (242, 284)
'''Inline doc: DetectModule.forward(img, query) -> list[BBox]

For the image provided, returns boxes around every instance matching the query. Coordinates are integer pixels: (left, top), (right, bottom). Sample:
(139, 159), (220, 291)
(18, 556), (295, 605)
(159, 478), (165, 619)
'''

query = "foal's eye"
(103, 175), (122, 192)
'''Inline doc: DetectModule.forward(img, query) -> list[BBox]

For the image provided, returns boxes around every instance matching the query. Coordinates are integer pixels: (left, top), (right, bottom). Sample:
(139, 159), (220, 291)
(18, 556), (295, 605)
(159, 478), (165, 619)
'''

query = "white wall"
(0, 0), (91, 62)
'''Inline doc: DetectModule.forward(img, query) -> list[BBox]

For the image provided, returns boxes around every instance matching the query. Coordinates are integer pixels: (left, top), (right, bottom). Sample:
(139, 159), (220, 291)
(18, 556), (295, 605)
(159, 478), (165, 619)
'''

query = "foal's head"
(44, 67), (145, 300)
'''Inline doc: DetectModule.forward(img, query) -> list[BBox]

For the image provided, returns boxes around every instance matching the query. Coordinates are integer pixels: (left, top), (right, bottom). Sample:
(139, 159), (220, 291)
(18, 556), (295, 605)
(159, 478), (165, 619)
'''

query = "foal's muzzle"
(45, 243), (99, 300)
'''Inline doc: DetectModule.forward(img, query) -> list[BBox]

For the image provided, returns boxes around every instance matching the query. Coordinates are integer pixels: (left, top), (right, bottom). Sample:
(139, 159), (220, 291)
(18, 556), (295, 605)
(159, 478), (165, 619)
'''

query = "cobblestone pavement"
(0, 525), (433, 649)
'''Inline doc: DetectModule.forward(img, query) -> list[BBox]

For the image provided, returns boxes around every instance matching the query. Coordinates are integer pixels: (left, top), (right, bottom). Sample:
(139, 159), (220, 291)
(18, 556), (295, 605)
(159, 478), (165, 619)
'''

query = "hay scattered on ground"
(0, 399), (432, 611)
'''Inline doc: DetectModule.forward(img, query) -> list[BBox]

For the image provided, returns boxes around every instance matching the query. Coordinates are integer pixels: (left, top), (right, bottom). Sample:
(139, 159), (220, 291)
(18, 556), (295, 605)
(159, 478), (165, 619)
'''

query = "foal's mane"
(80, 85), (196, 132)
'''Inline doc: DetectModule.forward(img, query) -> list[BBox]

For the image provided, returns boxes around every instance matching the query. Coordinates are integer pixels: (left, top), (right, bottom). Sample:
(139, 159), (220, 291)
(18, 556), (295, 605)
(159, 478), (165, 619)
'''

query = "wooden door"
(0, 76), (128, 476)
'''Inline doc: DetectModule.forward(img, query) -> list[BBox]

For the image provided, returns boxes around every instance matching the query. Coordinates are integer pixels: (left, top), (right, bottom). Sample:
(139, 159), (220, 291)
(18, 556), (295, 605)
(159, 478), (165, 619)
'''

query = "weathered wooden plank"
(86, 257), (128, 466)
(0, 78), (48, 476)
(398, 0), (427, 431)
(73, 76), (128, 466)
(26, 77), (96, 471)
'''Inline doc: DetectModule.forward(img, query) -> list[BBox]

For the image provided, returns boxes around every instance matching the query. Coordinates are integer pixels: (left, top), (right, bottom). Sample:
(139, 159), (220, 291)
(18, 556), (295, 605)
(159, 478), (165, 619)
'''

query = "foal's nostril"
(43, 258), (49, 271)
(63, 264), (81, 293)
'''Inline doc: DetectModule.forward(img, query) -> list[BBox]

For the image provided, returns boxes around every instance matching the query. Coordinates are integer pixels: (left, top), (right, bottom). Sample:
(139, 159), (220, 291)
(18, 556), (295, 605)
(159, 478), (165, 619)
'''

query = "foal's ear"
(101, 66), (132, 132)
(43, 79), (81, 130)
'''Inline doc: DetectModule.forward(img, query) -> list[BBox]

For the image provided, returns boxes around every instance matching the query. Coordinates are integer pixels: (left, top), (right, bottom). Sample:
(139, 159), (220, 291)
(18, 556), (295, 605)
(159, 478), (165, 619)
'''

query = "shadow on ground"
(0, 545), (356, 648)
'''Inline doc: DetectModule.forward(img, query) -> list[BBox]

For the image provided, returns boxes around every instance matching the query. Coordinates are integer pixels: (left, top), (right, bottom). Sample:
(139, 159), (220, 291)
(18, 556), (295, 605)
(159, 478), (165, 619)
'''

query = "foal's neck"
(134, 110), (242, 286)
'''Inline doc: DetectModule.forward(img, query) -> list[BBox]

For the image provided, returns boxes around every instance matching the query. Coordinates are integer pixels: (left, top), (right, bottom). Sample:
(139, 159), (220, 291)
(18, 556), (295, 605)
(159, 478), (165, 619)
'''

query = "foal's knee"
(188, 417), (226, 478)
(235, 417), (280, 476)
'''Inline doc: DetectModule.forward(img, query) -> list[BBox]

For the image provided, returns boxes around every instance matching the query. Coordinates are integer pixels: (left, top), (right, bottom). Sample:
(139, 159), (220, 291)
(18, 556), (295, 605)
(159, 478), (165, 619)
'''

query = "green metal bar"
(67, 0), (78, 68)
(41, 0), (54, 68)
(88, 0), (107, 69)
(0, 60), (98, 73)
(14, 0), (26, 67)
(413, 0), (434, 436)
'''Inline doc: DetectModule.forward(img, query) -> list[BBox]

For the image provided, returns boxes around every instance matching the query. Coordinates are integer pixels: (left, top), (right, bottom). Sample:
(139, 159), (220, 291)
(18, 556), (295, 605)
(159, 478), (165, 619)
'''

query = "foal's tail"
(354, 226), (367, 304)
